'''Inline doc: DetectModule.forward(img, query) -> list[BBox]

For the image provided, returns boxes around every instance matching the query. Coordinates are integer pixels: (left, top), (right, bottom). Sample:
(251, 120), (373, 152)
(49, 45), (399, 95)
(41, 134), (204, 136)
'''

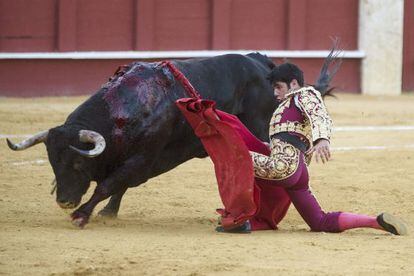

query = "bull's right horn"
(6, 130), (49, 151)
(69, 130), (106, 158)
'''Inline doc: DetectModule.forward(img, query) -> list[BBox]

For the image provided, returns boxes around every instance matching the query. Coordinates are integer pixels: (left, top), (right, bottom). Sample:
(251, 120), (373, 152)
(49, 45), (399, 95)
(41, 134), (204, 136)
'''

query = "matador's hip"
(250, 138), (306, 182)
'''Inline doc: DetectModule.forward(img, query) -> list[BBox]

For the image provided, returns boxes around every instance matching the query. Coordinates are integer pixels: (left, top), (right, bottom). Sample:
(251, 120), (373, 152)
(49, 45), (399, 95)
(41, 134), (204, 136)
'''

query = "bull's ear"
(69, 130), (106, 158)
(6, 130), (49, 151)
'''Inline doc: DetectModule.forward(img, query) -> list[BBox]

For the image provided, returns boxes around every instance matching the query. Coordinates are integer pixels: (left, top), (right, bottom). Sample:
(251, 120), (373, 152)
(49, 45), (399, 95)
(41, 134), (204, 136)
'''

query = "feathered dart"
(314, 38), (343, 97)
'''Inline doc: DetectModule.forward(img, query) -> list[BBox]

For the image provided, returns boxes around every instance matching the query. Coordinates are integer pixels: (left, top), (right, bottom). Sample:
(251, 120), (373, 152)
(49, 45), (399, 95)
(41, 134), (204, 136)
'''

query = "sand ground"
(0, 93), (413, 275)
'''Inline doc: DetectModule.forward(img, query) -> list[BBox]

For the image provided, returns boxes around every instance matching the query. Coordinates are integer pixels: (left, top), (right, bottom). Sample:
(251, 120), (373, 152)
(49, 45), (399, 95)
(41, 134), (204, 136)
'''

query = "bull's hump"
(102, 62), (166, 112)
(101, 62), (172, 149)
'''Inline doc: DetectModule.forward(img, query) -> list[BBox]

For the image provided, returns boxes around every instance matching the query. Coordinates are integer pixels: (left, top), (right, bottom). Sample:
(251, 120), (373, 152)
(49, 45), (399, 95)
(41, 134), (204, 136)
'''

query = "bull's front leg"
(71, 184), (123, 227)
(97, 186), (128, 218)
(71, 155), (150, 228)
(97, 141), (205, 218)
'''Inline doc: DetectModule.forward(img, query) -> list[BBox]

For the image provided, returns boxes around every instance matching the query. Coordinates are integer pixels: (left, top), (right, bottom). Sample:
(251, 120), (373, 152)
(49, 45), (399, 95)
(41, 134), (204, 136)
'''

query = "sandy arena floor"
(1, 93), (414, 275)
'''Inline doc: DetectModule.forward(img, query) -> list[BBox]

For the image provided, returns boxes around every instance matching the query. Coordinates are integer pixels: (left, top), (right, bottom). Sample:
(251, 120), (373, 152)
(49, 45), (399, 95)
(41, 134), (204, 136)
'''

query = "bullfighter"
(218, 62), (407, 235)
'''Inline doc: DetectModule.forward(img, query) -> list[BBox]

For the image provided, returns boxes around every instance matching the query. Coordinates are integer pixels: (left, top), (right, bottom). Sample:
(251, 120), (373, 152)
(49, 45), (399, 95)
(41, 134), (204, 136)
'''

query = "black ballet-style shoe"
(377, 213), (408, 235)
(215, 220), (251, 234)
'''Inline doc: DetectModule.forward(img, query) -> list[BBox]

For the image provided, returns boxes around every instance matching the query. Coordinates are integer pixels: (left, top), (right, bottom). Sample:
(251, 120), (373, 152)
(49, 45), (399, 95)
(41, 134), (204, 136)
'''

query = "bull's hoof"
(70, 211), (89, 228)
(97, 208), (118, 218)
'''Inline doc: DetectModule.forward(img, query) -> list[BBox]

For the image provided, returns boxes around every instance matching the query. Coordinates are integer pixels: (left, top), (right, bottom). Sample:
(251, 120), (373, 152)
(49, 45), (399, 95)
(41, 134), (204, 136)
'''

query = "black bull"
(7, 52), (339, 228)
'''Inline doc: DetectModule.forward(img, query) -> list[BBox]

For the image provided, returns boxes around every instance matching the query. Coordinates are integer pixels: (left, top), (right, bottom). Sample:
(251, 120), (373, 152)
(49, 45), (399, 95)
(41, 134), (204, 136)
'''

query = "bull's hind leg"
(97, 186), (128, 218)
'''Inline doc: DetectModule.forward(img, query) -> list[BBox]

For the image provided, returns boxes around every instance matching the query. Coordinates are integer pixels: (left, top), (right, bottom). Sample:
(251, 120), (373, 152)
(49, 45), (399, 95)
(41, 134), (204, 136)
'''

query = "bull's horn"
(6, 130), (49, 151)
(69, 130), (106, 158)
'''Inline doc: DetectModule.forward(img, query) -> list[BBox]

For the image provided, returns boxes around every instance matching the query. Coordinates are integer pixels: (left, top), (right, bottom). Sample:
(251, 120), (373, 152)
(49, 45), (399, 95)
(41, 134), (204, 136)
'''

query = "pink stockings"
(337, 213), (382, 231)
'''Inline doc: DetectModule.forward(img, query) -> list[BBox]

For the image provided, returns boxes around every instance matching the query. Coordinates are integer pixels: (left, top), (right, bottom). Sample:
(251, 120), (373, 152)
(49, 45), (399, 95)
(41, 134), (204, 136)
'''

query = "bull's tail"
(314, 38), (343, 97)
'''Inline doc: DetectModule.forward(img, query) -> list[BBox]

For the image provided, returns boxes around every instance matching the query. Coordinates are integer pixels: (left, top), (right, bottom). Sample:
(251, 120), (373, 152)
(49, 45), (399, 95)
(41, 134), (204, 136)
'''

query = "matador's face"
(273, 82), (289, 101)
(273, 80), (301, 101)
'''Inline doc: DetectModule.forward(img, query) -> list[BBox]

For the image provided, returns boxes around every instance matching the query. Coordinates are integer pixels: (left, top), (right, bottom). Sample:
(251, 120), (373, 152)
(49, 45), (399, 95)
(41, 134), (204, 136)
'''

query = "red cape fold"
(176, 98), (291, 231)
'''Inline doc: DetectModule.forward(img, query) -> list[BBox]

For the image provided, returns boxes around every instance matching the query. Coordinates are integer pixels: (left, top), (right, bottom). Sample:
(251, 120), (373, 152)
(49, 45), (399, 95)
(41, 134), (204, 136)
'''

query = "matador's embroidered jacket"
(269, 86), (333, 150)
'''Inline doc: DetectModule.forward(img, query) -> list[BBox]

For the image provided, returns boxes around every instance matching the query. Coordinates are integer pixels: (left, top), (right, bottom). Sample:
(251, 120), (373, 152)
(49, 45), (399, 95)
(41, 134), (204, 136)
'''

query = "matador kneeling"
(218, 62), (407, 235)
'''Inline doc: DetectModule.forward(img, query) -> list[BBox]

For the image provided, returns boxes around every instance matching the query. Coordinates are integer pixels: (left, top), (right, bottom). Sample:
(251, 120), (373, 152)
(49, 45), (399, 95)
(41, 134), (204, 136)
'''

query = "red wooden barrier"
(0, 0), (360, 52)
(0, 0), (364, 96)
(0, 0), (56, 52)
(403, 0), (414, 92)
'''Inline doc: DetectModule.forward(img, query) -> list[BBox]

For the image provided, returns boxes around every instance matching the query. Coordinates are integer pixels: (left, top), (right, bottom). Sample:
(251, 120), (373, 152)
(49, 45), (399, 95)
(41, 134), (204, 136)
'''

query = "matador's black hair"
(267, 63), (304, 87)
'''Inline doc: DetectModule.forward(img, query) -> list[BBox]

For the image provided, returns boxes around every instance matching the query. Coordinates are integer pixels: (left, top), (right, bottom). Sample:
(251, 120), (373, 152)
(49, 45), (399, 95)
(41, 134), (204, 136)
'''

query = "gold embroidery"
(269, 96), (291, 126)
(250, 139), (299, 180)
(295, 87), (333, 142)
(268, 86), (333, 148)
(269, 121), (312, 142)
(304, 152), (312, 166)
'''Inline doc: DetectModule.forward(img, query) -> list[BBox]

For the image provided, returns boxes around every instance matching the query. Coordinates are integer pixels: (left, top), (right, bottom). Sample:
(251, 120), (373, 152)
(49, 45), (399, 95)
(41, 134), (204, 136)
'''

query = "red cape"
(176, 98), (291, 231)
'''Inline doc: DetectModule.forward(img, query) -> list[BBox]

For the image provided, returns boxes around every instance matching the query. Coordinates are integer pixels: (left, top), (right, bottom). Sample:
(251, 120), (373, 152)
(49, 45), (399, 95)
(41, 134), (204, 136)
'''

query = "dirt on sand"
(1, 93), (413, 275)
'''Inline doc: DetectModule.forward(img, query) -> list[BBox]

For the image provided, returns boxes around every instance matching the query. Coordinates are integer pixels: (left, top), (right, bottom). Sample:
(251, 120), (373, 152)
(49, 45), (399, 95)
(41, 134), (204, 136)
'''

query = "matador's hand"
(306, 139), (331, 164)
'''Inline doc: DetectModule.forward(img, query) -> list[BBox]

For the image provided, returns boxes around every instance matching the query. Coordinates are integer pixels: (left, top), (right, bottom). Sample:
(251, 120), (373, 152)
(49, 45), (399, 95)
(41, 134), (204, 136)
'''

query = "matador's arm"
(294, 87), (333, 144)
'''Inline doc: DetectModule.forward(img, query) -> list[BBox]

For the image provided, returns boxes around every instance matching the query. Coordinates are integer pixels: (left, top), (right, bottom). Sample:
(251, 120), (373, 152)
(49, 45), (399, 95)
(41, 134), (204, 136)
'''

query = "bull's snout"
(57, 200), (78, 209)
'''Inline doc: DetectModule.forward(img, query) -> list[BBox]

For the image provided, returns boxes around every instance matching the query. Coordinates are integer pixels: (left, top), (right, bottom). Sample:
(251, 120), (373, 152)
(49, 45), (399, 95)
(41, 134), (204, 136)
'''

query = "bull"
(7, 50), (340, 228)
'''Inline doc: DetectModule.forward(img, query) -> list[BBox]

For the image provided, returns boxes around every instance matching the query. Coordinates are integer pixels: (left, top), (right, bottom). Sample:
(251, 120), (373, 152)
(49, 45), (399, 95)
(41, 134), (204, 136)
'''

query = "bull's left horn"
(69, 130), (106, 158)
(6, 130), (49, 151)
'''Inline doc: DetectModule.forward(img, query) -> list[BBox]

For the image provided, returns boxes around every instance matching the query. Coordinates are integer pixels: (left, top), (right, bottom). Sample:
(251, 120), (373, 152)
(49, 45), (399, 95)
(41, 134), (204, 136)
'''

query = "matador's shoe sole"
(377, 213), (408, 236)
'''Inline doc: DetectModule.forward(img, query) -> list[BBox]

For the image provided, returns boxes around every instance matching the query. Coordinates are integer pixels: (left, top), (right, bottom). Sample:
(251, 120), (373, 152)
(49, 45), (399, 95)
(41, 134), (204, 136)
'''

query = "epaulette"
(284, 86), (321, 99)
